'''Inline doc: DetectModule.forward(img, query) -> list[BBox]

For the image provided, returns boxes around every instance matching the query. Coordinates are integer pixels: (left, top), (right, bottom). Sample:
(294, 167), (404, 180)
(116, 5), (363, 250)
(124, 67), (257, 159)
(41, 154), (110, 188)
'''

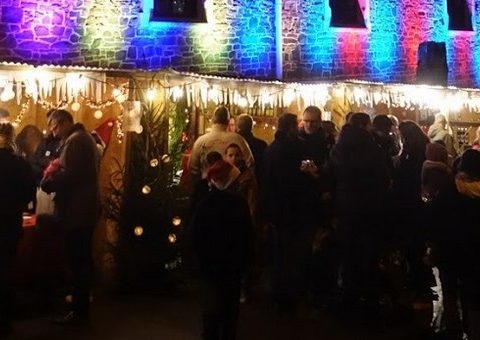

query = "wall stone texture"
(1, 0), (480, 86)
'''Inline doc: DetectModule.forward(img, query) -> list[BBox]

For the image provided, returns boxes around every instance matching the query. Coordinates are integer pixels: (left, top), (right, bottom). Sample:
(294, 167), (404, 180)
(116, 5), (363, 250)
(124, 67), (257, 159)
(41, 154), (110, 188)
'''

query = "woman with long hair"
(391, 120), (431, 296)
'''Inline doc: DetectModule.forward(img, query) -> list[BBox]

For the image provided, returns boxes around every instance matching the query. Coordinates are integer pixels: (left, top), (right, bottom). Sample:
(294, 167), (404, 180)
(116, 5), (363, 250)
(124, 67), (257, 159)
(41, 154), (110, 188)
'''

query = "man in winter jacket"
(188, 106), (253, 187)
(299, 106), (328, 168)
(263, 113), (319, 313)
(41, 110), (100, 325)
(0, 122), (35, 337)
(236, 114), (267, 182)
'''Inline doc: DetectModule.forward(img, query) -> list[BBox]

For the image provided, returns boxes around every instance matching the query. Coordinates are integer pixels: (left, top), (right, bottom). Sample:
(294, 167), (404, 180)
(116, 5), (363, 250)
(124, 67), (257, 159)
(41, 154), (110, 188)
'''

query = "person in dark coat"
(262, 113), (319, 313)
(454, 149), (480, 340)
(391, 120), (431, 294)
(299, 106), (328, 168)
(236, 114), (267, 183)
(30, 110), (60, 185)
(191, 155), (253, 340)
(0, 122), (36, 337)
(421, 143), (460, 337)
(372, 114), (400, 177)
(41, 110), (100, 324)
(327, 113), (390, 305)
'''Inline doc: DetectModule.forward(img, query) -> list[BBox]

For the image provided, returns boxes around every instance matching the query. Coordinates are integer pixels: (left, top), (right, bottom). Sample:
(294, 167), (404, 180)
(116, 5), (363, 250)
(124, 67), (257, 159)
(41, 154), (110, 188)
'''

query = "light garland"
(11, 95), (31, 128)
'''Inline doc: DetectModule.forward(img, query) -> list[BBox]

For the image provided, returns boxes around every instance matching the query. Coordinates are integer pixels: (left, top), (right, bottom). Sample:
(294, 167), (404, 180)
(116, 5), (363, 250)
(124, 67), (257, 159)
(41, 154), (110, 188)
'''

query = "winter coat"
(299, 127), (328, 167)
(428, 123), (457, 157)
(421, 160), (453, 202)
(238, 130), (267, 181)
(327, 125), (390, 216)
(191, 188), (253, 277)
(0, 147), (36, 241)
(188, 125), (254, 185)
(262, 131), (318, 229)
(41, 123), (100, 230)
(454, 173), (480, 309)
(392, 151), (426, 211)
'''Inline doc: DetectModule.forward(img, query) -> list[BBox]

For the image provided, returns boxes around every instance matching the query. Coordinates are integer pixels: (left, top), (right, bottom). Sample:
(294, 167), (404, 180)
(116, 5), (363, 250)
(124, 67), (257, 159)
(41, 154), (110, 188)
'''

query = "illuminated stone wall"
(283, 0), (480, 87)
(0, 0), (276, 78)
(1, 0), (480, 86)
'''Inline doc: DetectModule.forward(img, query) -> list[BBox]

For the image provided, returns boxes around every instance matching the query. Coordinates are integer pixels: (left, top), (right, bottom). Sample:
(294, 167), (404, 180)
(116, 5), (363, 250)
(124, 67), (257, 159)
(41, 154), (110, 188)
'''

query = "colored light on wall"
(233, 0), (276, 75)
(82, 0), (125, 54)
(367, 1), (399, 82)
(190, 0), (229, 58)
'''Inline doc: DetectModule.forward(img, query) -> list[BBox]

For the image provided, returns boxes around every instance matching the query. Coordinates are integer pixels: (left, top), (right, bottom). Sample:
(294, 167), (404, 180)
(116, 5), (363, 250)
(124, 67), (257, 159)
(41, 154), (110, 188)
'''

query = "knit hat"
(459, 149), (480, 180)
(425, 142), (449, 164)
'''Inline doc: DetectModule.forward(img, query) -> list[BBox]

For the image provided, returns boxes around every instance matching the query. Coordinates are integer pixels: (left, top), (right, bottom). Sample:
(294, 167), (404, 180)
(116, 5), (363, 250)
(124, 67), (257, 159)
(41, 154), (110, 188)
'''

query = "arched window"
(447, 0), (473, 31)
(152, 0), (207, 22)
(329, 0), (366, 28)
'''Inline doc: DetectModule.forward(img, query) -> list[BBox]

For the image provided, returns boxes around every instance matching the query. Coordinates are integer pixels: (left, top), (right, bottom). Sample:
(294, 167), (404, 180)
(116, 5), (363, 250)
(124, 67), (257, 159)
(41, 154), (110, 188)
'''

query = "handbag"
(35, 187), (55, 217)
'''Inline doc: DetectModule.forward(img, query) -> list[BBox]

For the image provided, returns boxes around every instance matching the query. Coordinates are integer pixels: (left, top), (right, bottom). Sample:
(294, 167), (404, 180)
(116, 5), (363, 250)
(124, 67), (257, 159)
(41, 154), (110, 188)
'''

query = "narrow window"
(152, 0), (207, 23)
(447, 0), (473, 31)
(329, 0), (366, 28)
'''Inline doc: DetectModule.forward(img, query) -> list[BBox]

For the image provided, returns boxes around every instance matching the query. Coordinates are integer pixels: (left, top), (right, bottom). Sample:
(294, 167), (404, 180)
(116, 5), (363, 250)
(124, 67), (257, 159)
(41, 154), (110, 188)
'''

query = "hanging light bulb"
(134, 226), (144, 236)
(94, 110), (103, 119)
(168, 233), (177, 244)
(112, 88), (122, 98)
(135, 125), (144, 134)
(141, 185), (151, 194)
(161, 154), (170, 163)
(150, 158), (159, 167)
(71, 102), (81, 112)
(172, 216), (182, 227)
(146, 88), (156, 102)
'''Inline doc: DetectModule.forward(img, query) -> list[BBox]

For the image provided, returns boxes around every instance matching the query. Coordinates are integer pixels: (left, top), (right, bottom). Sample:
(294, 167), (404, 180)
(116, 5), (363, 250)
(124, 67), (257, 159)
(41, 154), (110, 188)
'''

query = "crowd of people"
(0, 108), (101, 338)
(187, 106), (480, 340)
(1, 104), (480, 340)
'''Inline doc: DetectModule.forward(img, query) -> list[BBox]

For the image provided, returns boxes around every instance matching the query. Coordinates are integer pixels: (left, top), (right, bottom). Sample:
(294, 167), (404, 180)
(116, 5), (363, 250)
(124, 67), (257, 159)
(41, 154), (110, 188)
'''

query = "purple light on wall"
(1, 0), (79, 64)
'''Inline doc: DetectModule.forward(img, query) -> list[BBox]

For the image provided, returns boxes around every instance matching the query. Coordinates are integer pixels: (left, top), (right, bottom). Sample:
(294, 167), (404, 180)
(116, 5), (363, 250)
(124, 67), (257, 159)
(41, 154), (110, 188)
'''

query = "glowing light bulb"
(161, 154), (170, 163)
(172, 216), (182, 226)
(112, 88), (121, 98)
(141, 185), (151, 194)
(134, 226), (144, 236)
(146, 88), (156, 102)
(150, 158), (159, 167)
(168, 233), (177, 244)
(94, 110), (103, 119)
(71, 102), (81, 112)
(135, 125), (144, 134)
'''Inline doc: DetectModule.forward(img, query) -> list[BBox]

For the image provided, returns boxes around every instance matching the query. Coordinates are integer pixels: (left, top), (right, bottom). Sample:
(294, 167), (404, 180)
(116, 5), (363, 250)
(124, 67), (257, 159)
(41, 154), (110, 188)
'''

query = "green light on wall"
(190, 0), (229, 61)
(82, 0), (125, 57)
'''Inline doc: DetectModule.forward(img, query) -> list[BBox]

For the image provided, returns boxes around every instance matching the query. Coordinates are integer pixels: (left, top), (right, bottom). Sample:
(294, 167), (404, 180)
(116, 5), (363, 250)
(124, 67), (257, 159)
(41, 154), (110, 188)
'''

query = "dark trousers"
(65, 228), (93, 316)
(201, 273), (242, 340)
(0, 239), (18, 330)
(336, 215), (380, 301)
(271, 225), (315, 310)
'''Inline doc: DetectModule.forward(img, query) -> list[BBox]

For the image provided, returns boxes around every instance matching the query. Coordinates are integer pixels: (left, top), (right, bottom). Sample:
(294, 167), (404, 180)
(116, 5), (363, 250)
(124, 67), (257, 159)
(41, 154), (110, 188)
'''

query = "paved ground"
(7, 288), (432, 340)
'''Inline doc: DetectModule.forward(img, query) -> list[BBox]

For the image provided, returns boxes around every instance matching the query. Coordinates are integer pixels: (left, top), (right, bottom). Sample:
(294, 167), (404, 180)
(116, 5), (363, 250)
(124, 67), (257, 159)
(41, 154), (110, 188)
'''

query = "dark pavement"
(7, 289), (432, 340)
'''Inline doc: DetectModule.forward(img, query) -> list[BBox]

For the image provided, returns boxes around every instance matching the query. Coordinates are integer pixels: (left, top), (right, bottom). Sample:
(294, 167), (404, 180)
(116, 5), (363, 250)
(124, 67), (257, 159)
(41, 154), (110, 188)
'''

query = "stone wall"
(282, 0), (480, 87)
(2, 0), (480, 86)
(0, 0), (277, 78)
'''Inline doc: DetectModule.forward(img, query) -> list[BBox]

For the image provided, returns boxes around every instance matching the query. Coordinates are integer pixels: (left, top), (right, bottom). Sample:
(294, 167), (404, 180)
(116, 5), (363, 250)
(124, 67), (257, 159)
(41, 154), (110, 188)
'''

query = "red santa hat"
(93, 118), (115, 149)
